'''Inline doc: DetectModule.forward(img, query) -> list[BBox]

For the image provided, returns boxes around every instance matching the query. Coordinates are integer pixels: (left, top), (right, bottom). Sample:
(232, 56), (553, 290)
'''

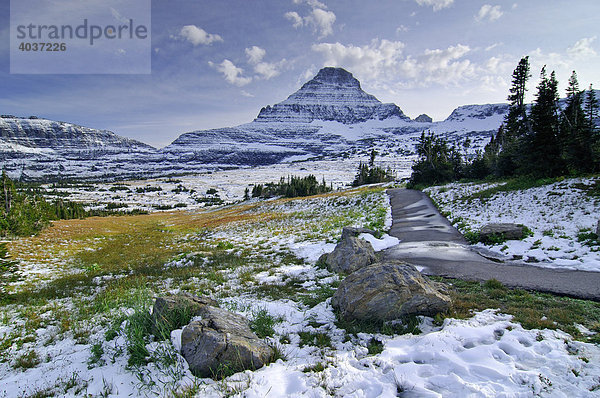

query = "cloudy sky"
(1, 0), (599, 147)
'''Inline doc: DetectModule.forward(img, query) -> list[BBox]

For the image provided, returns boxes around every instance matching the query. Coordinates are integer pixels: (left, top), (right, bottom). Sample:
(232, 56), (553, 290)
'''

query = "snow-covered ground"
(1, 177), (600, 397)
(42, 158), (413, 212)
(426, 177), (600, 272)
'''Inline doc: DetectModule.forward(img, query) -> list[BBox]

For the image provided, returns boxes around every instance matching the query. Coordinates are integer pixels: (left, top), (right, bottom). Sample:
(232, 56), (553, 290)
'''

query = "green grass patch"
(335, 313), (422, 337)
(298, 331), (332, 348)
(302, 362), (326, 373)
(124, 306), (154, 367)
(466, 176), (563, 201)
(436, 277), (600, 341)
(367, 338), (384, 355)
(249, 308), (281, 338)
(14, 349), (41, 369)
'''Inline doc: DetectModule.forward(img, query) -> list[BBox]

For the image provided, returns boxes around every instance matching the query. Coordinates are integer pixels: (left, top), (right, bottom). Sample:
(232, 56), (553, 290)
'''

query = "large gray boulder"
(479, 223), (526, 243)
(180, 306), (273, 378)
(331, 261), (451, 322)
(152, 294), (218, 336)
(596, 220), (600, 237)
(322, 234), (377, 274)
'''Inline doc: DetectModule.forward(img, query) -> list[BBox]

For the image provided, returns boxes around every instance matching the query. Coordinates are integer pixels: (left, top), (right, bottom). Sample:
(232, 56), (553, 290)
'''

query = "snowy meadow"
(425, 176), (600, 272)
(1, 174), (600, 397)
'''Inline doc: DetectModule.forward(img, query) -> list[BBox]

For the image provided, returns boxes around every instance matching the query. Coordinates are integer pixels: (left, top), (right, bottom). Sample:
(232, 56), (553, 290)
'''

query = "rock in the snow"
(180, 306), (273, 378)
(340, 226), (377, 240)
(331, 261), (451, 322)
(323, 230), (377, 274)
(479, 223), (527, 242)
(152, 294), (218, 336)
(414, 114), (433, 123)
(596, 220), (600, 237)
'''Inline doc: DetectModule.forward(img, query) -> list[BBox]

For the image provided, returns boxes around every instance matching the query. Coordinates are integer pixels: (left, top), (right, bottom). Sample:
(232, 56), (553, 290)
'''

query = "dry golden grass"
(4, 188), (370, 290)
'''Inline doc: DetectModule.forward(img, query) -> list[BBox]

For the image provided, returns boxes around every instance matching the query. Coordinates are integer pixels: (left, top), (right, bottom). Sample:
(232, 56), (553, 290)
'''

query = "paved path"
(383, 188), (600, 301)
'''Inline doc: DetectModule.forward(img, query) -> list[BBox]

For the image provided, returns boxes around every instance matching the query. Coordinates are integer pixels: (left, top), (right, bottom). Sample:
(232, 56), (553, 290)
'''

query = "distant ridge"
(6, 67), (584, 181)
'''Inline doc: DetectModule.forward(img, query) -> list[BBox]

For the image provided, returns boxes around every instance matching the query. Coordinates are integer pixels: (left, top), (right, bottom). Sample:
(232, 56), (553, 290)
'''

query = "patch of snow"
(358, 233), (400, 251)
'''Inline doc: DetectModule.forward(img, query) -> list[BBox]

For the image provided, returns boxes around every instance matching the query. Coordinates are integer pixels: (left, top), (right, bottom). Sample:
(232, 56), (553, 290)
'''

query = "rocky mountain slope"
(254, 67), (409, 124)
(1, 67), (545, 181)
(162, 68), (509, 167)
(0, 116), (158, 180)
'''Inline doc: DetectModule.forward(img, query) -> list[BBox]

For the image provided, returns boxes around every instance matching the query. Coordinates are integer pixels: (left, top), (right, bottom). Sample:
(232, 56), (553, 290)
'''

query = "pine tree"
(586, 84), (599, 127)
(528, 67), (564, 177)
(585, 85), (600, 170)
(408, 131), (458, 186)
(506, 56), (531, 137)
(561, 71), (591, 173)
(495, 57), (531, 176)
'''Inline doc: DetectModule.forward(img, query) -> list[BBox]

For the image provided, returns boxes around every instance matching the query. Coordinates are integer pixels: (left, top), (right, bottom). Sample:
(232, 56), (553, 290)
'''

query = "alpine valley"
(1, 67), (512, 181)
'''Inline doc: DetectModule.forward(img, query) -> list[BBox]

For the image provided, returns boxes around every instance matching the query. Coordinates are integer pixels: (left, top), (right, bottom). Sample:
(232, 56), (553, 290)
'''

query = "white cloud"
(208, 60), (251, 86)
(245, 46), (266, 64)
(285, 0), (336, 38)
(311, 39), (406, 78)
(308, 8), (336, 38)
(245, 46), (285, 80)
(294, 0), (327, 8)
(476, 5), (504, 22)
(178, 25), (223, 46)
(415, 0), (454, 12)
(241, 90), (254, 98)
(396, 25), (409, 33)
(254, 62), (281, 80)
(567, 36), (597, 59)
(312, 39), (480, 87)
(284, 11), (304, 28)
(485, 42), (502, 51)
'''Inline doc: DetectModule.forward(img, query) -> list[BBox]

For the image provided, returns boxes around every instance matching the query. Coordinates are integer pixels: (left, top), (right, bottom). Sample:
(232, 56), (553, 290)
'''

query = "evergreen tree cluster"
(1, 172), (145, 237)
(482, 58), (599, 178)
(408, 132), (465, 186)
(352, 150), (395, 186)
(408, 57), (600, 186)
(251, 174), (332, 199)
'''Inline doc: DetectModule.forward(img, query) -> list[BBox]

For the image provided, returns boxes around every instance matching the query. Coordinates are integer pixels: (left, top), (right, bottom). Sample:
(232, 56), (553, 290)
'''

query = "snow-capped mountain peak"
(254, 67), (409, 124)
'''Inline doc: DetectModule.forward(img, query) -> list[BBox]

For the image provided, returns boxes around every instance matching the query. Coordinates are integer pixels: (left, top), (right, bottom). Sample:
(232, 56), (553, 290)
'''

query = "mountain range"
(1, 67), (516, 181)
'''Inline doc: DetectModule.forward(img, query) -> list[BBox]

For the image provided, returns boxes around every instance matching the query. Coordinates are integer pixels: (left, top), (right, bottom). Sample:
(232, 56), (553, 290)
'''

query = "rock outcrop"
(479, 223), (527, 242)
(152, 294), (218, 335)
(331, 261), (451, 322)
(321, 227), (377, 274)
(180, 305), (273, 378)
(414, 114), (433, 123)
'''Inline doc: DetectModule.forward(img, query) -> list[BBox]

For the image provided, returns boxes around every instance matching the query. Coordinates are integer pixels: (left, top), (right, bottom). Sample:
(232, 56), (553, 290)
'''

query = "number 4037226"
(18, 42), (66, 51)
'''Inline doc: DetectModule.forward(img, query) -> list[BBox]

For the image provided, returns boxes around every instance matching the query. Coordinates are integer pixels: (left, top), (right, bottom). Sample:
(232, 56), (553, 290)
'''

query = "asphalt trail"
(382, 189), (600, 301)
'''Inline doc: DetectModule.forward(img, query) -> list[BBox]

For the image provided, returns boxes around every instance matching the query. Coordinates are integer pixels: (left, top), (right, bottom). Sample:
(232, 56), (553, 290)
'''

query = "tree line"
(409, 56), (599, 187)
(1, 171), (145, 237)
(247, 174), (332, 199)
